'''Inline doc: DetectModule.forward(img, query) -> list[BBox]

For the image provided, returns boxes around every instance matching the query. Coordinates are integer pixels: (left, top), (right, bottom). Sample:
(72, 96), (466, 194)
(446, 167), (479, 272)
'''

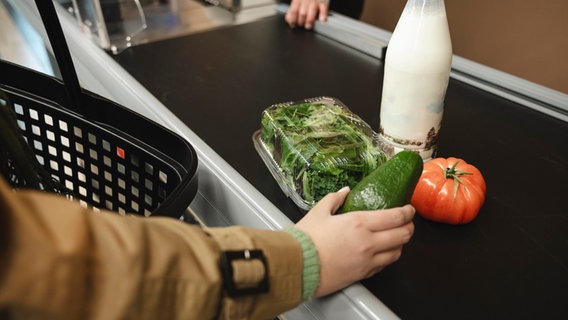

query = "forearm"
(0, 180), (303, 319)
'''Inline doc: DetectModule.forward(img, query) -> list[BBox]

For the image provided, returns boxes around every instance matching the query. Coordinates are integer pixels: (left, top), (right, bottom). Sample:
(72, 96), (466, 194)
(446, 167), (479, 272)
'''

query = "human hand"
(295, 187), (416, 297)
(285, 0), (329, 30)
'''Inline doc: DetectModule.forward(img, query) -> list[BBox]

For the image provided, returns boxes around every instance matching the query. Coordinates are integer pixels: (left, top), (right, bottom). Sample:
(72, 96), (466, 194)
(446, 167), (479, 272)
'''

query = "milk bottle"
(378, 0), (452, 161)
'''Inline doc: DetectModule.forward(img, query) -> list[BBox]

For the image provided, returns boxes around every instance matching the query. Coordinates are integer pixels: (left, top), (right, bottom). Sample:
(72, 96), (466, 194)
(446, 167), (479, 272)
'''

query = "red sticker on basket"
(116, 146), (125, 159)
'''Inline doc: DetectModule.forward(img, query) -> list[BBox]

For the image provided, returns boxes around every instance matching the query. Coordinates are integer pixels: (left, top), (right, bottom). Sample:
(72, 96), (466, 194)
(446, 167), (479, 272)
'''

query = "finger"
(304, 5), (319, 29)
(285, 2), (301, 27)
(297, 6), (307, 27)
(318, 3), (329, 22)
(370, 222), (414, 253)
(298, 1), (317, 28)
(285, 12), (297, 28)
(360, 204), (416, 232)
(312, 186), (350, 216)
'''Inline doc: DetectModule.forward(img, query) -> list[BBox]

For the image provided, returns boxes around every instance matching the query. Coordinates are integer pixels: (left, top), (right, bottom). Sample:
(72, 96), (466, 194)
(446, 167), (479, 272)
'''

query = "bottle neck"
(404, 0), (447, 15)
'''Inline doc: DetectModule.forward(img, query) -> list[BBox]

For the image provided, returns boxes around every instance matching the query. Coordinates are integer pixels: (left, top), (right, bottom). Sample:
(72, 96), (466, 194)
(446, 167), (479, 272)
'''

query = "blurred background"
(362, 0), (568, 94)
(1, 0), (567, 94)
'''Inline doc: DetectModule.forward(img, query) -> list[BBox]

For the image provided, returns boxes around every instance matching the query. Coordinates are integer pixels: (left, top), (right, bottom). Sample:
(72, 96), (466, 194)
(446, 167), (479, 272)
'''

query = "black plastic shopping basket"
(0, 0), (198, 218)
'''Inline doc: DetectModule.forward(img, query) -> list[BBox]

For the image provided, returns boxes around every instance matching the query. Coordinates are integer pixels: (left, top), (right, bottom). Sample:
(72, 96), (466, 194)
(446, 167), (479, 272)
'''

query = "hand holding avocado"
(293, 151), (420, 297)
(295, 187), (416, 297)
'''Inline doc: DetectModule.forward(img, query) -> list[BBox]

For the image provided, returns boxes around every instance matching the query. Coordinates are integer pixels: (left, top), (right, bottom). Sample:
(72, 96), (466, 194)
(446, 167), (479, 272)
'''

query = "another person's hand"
(295, 187), (416, 297)
(285, 0), (329, 30)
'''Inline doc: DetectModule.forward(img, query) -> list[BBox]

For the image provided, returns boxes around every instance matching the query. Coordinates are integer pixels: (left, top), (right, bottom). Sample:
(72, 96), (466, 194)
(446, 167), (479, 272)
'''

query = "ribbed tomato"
(411, 157), (486, 224)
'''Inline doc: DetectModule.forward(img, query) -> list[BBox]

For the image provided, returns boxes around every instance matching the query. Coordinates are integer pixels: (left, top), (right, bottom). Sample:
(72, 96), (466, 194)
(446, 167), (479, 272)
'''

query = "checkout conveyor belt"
(111, 14), (568, 320)
(9, 0), (567, 316)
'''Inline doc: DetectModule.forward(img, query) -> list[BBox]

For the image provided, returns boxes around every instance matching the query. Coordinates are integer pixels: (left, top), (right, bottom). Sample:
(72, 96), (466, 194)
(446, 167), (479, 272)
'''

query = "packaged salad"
(253, 96), (386, 210)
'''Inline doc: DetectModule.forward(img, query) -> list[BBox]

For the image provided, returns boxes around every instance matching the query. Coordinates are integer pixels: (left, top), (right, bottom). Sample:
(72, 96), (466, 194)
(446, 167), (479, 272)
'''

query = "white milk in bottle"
(378, 0), (452, 161)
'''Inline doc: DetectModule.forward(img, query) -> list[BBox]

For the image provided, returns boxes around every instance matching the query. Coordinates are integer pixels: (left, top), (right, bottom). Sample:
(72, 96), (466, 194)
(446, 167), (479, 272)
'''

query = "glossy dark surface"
(113, 15), (568, 319)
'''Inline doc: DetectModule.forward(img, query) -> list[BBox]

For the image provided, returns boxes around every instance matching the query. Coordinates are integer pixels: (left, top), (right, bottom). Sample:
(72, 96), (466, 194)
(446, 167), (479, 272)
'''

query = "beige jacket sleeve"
(0, 177), (303, 320)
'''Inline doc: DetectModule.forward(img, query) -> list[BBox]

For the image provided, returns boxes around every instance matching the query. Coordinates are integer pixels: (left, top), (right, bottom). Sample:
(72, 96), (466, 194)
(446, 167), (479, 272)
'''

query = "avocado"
(339, 150), (423, 213)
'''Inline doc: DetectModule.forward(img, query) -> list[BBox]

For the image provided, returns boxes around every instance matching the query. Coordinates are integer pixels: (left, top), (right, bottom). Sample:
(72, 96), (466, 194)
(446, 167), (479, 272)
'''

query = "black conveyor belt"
(113, 15), (568, 320)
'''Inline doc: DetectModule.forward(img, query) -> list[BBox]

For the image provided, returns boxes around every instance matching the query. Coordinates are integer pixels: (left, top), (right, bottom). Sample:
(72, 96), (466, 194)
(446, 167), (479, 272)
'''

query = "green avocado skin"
(339, 151), (423, 213)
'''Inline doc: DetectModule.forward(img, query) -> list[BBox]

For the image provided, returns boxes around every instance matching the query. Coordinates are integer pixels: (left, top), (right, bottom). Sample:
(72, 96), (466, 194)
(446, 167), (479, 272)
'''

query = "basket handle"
(35, 0), (84, 114)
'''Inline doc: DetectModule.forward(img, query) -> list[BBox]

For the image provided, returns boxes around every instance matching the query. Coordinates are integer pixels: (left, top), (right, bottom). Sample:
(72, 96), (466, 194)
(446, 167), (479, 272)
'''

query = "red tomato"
(411, 157), (486, 224)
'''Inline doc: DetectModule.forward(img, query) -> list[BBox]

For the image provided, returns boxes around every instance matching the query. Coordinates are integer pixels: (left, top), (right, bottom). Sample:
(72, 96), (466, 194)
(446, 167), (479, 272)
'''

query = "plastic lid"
(254, 96), (386, 210)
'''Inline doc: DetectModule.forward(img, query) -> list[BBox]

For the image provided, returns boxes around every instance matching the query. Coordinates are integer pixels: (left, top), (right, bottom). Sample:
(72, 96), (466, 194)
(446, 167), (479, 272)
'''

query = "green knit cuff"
(283, 227), (320, 301)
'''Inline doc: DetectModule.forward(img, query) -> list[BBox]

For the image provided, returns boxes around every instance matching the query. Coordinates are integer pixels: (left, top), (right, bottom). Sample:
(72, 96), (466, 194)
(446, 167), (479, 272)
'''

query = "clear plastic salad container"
(253, 96), (386, 210)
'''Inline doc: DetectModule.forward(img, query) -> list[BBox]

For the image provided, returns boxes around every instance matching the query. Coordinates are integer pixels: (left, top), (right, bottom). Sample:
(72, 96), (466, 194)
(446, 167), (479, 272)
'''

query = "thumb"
(312, 186), (350, 215)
